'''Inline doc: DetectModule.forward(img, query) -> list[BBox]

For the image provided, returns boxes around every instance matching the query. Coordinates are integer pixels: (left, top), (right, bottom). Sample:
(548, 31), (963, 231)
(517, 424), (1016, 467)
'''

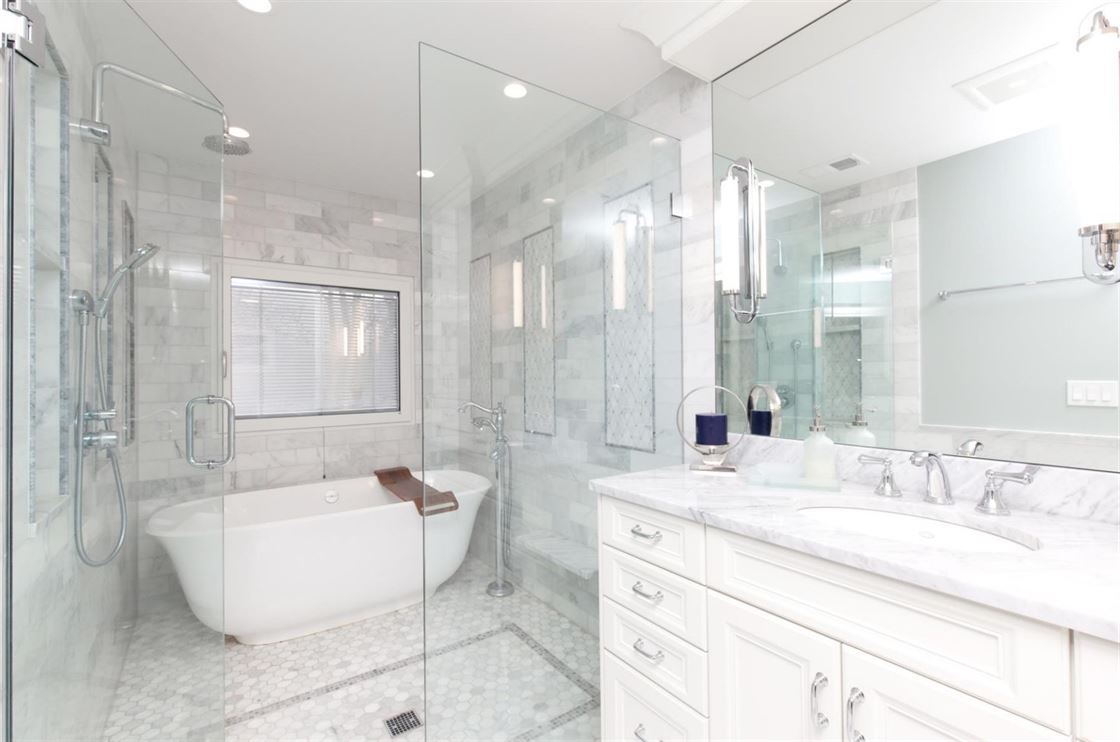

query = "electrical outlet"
(1067, 380), (1120, 407)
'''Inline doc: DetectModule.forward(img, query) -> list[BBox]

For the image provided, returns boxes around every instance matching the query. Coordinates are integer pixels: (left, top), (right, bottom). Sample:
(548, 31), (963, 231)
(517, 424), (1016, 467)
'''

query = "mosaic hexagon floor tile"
(105, 557), (600, 741)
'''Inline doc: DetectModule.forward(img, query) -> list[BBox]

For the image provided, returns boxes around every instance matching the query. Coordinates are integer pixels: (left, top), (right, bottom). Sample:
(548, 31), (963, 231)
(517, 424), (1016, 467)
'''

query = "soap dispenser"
(845, 404), (877, 447)
(803, 407), (838, 484)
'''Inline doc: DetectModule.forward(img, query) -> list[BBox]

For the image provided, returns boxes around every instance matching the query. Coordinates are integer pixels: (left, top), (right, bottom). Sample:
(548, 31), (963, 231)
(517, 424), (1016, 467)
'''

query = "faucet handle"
(857, 454), (902, 498)
(976, 465), (1040, 516)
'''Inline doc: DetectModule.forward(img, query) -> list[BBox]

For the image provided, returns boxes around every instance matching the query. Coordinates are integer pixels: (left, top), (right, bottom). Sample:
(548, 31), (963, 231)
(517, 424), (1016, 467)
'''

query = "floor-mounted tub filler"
(147, 469), (489, 644)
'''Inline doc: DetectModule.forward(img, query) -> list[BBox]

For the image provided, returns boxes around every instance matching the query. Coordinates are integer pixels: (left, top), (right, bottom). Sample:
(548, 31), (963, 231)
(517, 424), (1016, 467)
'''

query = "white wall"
(919, 127), (1119, 438)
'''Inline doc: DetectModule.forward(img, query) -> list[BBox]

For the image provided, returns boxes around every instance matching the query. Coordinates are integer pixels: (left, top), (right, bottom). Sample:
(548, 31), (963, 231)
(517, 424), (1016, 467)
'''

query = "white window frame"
(222, 258), (415, 432)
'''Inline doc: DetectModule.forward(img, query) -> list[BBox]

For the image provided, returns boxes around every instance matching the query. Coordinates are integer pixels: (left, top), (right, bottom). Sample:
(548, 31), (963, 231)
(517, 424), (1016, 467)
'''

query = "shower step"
(515, 532), (598, 580)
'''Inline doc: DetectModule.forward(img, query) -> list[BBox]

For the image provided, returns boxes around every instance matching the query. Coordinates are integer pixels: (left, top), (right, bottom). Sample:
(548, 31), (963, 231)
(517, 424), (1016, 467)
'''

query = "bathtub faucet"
(458, 400), (514, 598)
(458, 401), (505, 440)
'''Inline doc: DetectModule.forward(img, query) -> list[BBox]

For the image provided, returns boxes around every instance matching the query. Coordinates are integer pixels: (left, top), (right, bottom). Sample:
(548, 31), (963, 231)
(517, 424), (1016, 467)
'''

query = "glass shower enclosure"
(2, 1), (228, 739)
(419, 46), (683, 740)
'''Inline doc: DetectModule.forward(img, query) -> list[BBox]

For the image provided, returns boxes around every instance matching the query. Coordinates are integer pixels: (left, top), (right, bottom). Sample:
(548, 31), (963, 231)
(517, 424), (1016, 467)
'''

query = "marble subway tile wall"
(7, 3), (143, 737)
(132, 163), (422, 610)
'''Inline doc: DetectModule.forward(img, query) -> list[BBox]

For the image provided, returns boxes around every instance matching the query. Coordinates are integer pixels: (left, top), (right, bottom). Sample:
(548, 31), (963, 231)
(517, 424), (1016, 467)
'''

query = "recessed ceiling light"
(759, 179), (775, 188)
(237, 0), (271, 13)
(417, 169), (435, 178)
(541, 197), (556, 205)
(227, 125), (250, 139)
(372, 216), (384, 223)
(650, 136), (668, 146)
(503, 82), (528, 99)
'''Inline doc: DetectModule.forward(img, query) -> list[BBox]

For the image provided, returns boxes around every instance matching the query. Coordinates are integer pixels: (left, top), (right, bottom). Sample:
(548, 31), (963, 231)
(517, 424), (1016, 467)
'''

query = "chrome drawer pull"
(632, 638), (665, 663)
(810, 672), (829, 730)
(846, 687), (865, 742)
(633, 723), (661, 742)
(631, 581), (664, 603)
(629, 524), (663, 544)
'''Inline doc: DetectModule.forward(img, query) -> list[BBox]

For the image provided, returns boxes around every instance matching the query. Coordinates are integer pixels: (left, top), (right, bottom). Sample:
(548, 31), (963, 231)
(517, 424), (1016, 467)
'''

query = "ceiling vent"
(953, 45), (1058, 111)
(800, 154), (868, 179)
(829, 156), (861, 171)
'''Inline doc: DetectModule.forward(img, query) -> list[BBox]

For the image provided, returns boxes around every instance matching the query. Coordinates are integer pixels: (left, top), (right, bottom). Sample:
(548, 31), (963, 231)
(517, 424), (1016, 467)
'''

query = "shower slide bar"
(937, 275), (1083, 301)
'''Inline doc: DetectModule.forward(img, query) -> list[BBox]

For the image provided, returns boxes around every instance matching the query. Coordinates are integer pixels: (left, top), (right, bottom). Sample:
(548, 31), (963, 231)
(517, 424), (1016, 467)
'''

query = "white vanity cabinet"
(598, 495), (1109, 742)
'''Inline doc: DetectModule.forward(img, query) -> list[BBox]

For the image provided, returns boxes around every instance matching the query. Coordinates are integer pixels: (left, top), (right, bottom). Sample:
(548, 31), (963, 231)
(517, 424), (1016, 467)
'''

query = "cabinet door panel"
(709, 590), (842, 741)
(842, 646), (1068, 742)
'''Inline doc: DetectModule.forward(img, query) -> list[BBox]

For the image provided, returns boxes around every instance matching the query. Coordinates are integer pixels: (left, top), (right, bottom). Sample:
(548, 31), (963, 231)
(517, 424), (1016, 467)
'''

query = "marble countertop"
(590, 465), (1120, 641)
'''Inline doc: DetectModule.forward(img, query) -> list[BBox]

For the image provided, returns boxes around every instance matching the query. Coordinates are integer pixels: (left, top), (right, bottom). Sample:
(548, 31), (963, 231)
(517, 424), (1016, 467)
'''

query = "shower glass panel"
(420, 45), (683, 740)
(3, 2), (226, 739)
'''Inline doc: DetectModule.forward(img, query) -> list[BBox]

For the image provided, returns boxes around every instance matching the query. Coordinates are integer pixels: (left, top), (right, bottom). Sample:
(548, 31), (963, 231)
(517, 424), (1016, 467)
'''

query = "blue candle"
(695, 413), (729, 447)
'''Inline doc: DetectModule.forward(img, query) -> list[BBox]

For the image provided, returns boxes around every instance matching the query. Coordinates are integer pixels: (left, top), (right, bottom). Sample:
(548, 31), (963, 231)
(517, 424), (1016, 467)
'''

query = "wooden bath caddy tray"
(373, 467), (459, 516)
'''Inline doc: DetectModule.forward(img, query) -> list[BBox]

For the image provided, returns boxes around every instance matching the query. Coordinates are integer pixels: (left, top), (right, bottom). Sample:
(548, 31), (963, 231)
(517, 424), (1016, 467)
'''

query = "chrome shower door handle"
(185, 395), (236, 469)
(810, 672), (829, 730)
(846, 687), (865, 742)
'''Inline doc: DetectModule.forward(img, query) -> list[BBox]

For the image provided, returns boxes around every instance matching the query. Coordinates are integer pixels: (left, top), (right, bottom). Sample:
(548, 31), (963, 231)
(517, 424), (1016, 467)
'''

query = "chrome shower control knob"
(82, 430), (119, 450)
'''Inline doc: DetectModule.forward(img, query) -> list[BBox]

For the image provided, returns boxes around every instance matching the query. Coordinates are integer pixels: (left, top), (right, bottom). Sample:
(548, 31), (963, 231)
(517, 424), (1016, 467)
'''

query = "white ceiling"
(129, 0), (680, 203)
(713, 0), (1104, 194)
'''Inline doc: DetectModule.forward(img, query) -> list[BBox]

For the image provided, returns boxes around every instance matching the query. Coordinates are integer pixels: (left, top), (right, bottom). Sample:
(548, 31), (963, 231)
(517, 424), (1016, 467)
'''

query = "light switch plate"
(1067, 380), (1120, 407)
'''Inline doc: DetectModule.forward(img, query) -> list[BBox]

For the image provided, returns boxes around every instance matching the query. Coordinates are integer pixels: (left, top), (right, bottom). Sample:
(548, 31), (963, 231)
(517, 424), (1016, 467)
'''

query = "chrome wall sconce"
(1073, 8), (1120, 285)
(719, 161), (769, 323)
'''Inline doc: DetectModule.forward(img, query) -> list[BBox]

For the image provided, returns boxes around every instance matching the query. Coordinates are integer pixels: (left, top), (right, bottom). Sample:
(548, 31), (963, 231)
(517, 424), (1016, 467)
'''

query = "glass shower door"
(2, 2), (228, 739)
(420, 45), (683, 741)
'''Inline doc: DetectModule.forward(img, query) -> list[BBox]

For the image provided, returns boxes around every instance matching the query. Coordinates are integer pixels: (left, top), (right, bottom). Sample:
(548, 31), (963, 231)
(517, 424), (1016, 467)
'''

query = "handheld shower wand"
(70, 243), (160, 567)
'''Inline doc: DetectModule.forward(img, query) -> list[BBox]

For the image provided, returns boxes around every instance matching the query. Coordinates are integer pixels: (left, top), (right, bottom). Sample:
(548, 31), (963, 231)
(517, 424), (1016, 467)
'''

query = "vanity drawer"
(601, 598), (709, 715)
(707, 530), (1071, 732)
(600, 496), (705, 581)
(601, 545), (707, 649)
(601, 651), (709, 742)
(1074, 632), (1120, 742)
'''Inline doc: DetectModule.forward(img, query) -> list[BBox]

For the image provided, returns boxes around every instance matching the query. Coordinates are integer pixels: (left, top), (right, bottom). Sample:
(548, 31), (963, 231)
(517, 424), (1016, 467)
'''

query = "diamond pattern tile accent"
(604, 185), (655, 452)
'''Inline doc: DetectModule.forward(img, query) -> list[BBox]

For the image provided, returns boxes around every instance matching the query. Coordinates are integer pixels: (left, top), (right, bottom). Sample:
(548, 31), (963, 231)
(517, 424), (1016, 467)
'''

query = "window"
(224, 260), (414, 430)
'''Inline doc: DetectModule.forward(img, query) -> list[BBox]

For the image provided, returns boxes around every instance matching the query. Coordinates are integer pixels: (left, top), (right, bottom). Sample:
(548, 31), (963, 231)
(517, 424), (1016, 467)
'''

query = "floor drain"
(385, 710), (423, 737)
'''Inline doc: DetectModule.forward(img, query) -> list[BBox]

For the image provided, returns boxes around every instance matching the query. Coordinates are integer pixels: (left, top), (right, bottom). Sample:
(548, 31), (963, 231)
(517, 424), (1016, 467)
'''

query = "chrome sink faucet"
(909, 451), (953, 505)
(976, 465), (1040, 516)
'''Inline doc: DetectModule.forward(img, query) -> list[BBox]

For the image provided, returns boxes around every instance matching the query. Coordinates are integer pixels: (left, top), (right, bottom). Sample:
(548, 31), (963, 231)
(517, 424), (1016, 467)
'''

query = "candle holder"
(675, 385), (748, 473)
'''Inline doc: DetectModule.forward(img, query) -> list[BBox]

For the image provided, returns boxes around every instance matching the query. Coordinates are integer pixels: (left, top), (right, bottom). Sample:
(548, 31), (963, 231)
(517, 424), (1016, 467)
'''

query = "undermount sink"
(797, 506), (1040, 553)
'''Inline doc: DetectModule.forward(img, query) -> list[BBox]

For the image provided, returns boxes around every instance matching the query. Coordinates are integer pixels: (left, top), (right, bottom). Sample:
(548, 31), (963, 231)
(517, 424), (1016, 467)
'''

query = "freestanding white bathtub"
(147, 469), (489, 645)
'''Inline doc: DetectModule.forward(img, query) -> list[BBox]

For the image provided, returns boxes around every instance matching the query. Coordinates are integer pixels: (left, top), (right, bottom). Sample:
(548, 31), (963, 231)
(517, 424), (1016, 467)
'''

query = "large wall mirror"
(713, 0), (1119, 471)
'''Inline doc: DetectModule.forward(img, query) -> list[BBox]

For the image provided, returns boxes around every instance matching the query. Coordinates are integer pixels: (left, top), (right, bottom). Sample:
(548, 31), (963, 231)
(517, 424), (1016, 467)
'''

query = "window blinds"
(231, 277), (400, 419)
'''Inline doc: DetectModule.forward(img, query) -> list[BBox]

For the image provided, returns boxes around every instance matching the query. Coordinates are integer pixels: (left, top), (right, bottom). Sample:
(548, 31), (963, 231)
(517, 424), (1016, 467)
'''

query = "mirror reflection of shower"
(69, 244), (160, 566)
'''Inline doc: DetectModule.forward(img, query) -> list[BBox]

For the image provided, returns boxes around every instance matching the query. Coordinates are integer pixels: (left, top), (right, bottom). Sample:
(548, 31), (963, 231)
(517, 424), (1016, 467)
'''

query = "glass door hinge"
(2, 1), (45, 67)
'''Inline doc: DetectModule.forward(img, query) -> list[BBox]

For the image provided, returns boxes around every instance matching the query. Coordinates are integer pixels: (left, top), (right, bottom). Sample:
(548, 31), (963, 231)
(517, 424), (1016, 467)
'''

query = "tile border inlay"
(223, 621), (599, 740)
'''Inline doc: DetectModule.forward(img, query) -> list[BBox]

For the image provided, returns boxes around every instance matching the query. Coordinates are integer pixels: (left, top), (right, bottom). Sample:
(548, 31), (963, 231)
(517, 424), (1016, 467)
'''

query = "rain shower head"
(203, 131), (251, 156)
(95, 243), (161, 318)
